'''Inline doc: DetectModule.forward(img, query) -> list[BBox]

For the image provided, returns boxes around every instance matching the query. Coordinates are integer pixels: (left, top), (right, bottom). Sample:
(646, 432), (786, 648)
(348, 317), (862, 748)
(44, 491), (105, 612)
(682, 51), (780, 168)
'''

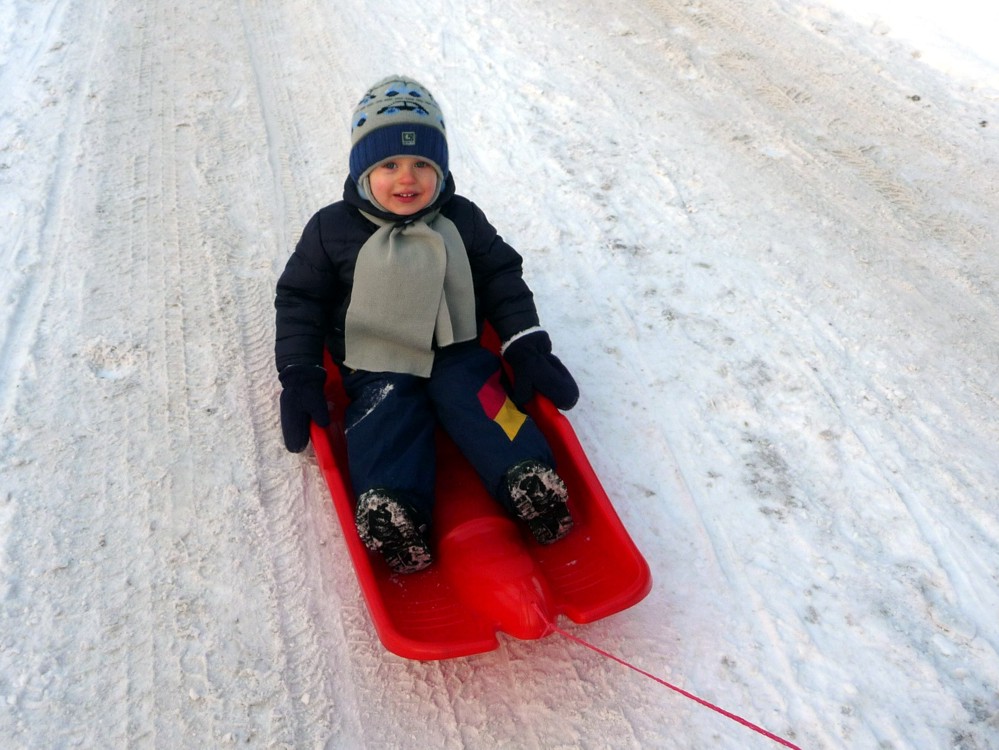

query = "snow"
(1, 0), (998, 747)
(814, 0), (999, 87)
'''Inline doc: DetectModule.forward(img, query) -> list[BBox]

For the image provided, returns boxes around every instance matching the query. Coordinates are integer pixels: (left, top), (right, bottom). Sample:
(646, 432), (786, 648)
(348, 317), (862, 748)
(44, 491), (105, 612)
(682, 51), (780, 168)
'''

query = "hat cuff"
(349, 123), (449, 183)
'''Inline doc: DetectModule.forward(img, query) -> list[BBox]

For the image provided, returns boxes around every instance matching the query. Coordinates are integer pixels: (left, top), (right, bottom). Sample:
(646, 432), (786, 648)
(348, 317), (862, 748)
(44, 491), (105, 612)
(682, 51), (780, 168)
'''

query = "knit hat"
(349, 76), (449, 185)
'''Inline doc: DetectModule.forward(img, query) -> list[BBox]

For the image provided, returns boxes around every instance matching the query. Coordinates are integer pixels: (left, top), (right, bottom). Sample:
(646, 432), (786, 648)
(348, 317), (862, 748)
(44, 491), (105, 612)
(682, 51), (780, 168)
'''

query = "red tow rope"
(552, 624), (803, 749)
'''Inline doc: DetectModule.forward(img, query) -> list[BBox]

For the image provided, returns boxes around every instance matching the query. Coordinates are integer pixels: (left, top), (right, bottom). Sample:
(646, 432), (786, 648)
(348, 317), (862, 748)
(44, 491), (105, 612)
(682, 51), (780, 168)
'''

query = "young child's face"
(367, 156), (439, 215)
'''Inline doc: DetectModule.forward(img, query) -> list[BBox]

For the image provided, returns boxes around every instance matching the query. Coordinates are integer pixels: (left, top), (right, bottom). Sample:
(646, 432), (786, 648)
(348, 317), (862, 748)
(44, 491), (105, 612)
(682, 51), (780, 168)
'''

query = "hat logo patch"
(402, 131), (416, 145)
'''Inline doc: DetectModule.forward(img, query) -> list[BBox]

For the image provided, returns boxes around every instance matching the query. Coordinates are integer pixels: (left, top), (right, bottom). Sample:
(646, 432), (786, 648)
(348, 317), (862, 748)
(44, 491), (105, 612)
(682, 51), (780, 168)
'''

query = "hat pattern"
(349, 76), (449, 183)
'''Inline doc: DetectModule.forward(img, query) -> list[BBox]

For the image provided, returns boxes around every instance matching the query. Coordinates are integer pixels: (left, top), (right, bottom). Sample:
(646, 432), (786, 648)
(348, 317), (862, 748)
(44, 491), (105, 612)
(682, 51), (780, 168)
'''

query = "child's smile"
(368, 156), (439, 215)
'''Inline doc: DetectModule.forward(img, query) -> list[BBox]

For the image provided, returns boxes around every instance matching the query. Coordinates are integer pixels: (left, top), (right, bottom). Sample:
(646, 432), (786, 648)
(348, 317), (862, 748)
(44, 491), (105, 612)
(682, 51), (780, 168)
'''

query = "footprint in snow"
(81, 339), (142, 381)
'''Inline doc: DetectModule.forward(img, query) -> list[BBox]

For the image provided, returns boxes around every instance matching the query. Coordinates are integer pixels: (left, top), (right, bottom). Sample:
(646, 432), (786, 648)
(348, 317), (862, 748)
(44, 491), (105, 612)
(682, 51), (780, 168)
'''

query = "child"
(275, 75), (579, 573)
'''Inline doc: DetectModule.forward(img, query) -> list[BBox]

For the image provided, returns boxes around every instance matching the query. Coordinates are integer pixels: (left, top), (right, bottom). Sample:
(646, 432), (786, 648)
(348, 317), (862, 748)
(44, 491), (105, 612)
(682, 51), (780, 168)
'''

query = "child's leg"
(341, 369), (436, 524)
(428, 344), (572, 543)
(341, 369), (438, 572)
(426, 343), (555, 500)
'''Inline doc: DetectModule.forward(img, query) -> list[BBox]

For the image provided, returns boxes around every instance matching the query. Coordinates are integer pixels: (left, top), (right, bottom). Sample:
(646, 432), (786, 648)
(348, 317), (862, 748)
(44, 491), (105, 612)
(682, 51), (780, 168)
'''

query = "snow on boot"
(503, 460), (573, 544)
(354, 489), (433, 574)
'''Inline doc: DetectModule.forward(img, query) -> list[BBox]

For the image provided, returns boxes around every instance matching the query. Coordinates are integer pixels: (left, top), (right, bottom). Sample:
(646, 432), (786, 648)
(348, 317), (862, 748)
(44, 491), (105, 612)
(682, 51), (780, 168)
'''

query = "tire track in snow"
(132, 2), (345, 744)
(230, 2), (377, 745)
(0, 0), (347, 744)
(0, 0), (81, 428)
(98, 2), (213, 743)
(233, 9), (338, 743)
(0, 1), (169, 746)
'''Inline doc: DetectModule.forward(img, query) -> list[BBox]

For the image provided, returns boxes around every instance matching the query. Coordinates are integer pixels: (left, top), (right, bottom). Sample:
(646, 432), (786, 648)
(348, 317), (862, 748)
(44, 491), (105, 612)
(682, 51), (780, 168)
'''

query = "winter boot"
(502, 460), (573, 544)
(354, 489), (432, 573)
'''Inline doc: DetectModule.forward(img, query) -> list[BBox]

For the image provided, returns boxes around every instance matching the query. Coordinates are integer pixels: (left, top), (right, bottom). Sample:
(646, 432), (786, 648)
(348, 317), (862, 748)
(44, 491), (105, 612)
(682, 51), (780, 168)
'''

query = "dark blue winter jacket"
(274, 176), (541, 371)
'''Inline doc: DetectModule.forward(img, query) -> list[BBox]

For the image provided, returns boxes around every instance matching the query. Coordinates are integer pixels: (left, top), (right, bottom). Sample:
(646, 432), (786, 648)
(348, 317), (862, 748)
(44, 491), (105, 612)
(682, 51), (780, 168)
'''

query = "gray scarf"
(344, 211), (477, 377)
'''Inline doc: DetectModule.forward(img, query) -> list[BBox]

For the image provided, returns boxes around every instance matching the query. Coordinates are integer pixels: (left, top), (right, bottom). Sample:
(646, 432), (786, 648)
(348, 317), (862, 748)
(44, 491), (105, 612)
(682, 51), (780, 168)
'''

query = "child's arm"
(275, 213), (338, 371)
(456, 200), (579, 410)
(455, 199), (540, 342)
(274, 212), (338, 451)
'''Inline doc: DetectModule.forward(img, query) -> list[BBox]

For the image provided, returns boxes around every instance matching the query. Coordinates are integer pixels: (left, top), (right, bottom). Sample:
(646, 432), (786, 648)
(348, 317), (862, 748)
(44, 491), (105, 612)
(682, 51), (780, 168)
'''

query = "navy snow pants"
(340, 341), (555, 525)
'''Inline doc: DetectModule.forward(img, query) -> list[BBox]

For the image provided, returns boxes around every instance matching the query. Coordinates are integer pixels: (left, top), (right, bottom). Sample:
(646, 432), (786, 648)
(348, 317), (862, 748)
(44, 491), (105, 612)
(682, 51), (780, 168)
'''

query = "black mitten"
(503, 331), (579, 410)
(278, 365), (331, 452)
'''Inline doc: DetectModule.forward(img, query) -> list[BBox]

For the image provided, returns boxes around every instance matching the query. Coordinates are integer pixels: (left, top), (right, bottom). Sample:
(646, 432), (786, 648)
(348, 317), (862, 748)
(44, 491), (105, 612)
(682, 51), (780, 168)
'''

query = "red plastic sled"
(309, 329), (652, 660)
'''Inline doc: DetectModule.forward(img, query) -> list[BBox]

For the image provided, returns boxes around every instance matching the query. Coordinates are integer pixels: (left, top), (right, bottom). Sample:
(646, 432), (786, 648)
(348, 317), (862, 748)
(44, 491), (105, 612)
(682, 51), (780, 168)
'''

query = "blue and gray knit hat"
(349, 75), (449, 185)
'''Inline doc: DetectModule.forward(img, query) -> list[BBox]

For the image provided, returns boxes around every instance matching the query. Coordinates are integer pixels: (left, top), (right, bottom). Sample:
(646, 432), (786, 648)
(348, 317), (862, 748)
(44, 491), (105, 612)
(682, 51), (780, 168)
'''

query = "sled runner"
(309, 328), (652, 660)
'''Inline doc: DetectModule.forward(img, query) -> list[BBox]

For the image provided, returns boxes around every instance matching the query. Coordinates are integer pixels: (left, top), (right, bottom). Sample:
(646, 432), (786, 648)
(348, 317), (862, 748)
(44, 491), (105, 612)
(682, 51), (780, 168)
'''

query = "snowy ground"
(2, 0), (998, 747)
